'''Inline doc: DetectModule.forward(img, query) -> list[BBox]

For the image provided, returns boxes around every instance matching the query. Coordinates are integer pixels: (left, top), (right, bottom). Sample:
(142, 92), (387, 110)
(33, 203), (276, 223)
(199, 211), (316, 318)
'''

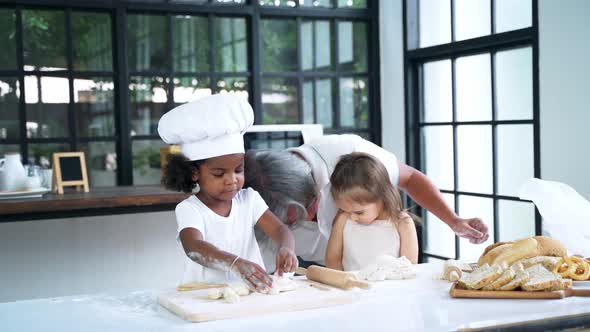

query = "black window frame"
(0, 0), (381, 186)
(403, 0), (541, 262)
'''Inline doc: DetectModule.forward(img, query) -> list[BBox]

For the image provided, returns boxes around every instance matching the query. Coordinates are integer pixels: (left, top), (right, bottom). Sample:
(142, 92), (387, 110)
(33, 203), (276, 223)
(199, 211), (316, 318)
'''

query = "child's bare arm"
(397, 214), (419, 264)
(179, 228), (273, 290)
(325, 212), (347, 270)
(255, 209), (298, 275)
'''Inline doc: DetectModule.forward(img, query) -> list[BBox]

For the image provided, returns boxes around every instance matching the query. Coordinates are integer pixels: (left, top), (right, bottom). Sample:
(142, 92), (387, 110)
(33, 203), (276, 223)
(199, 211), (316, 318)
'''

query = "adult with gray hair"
(245, 134), (489, 271)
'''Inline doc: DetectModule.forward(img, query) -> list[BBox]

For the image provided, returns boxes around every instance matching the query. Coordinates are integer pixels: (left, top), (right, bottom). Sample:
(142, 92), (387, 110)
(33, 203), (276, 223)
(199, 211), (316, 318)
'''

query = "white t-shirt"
(285, 134), (400, 265)
(175, 187), (268, 284)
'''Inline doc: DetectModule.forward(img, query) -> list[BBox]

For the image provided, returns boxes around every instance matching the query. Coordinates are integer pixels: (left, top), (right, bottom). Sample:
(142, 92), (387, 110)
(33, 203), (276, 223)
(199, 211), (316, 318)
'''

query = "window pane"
(128, 15), (167, 72)
(0, 10), (16, 70)
(496, 47), (532, 120)
(215, 17), (247, 72)
(72, 13), (113, 71)
(173, 15), (209, 72)
(25, 76), (69, 138)
(214, 0), (246, 3)
(497, 125), (534, 197)
(261, 19), (297, 72)
(132, 140), (166, 185)
(457, 125), (492, 194)
(216, 77), (249, 100)
(302, 81), (314, 124)
(23, 10), (67, 71)
(454, 0), (491, 41)
(78, 142), (117, 187)
(338, 21), (367, 72)
(498, 200), (535, 241)
(28, 143), (69, 168)
(336, 0), (366, 8)
(300, 0), (333, 7)
(259, 0), (297, 7)
(0, 78), (20, 140)
(74, 77), (114, 137)
(458, 195), (494, 261)
(423, 60), (452, 122)
(0, 145), (20, 158)
(456, 53), (492, 122)
(425, 193), (456, 258)
(173, 76), (211, 105)
(303, 79), (333, 128)
(419, 0), (451, 48)
(422, 126), (454, 191)
(339, 77), (368, 128)
(495, 0), (532, 33)
(302, 20), (332, 71)
(129, 76), (168, 136)
(261, 78), (298, 124)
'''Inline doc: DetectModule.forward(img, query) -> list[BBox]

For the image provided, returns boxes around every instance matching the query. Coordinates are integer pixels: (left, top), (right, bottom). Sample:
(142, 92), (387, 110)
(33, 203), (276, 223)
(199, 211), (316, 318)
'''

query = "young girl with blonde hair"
(325, 152), (418, 271)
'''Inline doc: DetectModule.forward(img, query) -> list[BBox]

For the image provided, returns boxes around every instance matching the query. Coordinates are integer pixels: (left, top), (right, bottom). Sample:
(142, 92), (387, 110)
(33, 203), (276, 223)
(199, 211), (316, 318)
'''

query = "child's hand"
(230, 258), (273, 292)
(275, 247), (298, 276)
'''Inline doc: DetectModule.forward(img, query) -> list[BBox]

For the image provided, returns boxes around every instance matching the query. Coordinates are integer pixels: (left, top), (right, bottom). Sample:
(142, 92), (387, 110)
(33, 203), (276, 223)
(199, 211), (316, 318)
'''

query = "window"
(404, 0), (539, 262)
(0, 0), (378, 187)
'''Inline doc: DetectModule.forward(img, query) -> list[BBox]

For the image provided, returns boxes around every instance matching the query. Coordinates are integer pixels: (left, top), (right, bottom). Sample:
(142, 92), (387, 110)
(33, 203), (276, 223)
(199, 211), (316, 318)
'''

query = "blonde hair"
(330, 152), (404, 222)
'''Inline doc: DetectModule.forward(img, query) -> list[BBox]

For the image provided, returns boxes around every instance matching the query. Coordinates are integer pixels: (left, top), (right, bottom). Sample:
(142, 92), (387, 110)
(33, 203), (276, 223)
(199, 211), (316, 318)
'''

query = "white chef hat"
(158, 94), (254, 161)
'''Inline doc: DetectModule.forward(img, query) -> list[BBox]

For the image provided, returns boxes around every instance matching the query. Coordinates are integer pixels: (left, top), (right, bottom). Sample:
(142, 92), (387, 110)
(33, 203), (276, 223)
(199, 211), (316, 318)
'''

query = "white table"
(1, 263), (589, 332)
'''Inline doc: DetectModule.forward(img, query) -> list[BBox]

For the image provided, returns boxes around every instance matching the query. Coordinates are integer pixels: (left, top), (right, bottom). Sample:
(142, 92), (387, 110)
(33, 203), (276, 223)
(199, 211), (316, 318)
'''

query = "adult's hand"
(450, 217), (489, 244)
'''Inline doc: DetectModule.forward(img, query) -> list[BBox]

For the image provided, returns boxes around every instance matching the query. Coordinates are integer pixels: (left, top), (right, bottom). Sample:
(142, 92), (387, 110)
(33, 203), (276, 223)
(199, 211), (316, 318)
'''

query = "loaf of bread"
(477, 236), (567, 267)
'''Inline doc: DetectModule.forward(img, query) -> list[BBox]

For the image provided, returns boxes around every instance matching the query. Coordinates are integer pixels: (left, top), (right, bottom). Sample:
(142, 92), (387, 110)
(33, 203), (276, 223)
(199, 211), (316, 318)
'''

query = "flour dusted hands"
(275, 247), (298, 276)
(451, 217), (489, 244)
(230, 257), (273, 292)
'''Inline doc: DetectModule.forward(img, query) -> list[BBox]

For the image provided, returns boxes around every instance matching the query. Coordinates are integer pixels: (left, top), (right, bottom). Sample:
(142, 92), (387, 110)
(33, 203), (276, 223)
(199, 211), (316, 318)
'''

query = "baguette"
(477, 243), (513, 266)
(492, 237), (538, 268)
(533, 236), (567, 257)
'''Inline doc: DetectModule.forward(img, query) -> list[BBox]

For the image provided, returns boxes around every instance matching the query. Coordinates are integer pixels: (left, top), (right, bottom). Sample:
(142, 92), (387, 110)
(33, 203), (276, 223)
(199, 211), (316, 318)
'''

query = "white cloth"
(286, 134), (400, 262)
(175, 188), (268, 284)
(158, 94), (253, 160)
(342, 219), (400, 271)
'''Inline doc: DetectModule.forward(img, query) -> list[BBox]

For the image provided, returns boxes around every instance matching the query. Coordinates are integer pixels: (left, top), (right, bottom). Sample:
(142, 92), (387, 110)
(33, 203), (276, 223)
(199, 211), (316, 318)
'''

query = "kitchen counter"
(0, 186), (189, 222)
(1, 263), (589, 332)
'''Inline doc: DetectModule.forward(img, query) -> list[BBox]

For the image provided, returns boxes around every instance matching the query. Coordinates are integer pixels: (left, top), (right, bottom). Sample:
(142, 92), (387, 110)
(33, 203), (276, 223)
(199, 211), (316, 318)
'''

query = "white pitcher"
(0, 152), (27, 191)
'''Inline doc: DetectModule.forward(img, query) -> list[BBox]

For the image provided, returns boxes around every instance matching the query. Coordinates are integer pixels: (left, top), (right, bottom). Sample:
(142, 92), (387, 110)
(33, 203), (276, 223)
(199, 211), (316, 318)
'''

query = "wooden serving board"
(450, 283), (590, 299)
(158, 279), (359, 322)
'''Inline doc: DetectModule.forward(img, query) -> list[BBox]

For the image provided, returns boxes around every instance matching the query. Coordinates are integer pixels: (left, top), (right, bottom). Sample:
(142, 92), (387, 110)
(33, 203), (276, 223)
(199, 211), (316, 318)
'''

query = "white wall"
(538, 0), (590, 198)
(0, 211), (186, 303)
(379, 0), (406, 161)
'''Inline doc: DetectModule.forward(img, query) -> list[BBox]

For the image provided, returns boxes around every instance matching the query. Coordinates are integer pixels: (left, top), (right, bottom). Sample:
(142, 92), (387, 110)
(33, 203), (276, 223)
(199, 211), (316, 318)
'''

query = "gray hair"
(245, 150), (316, 223)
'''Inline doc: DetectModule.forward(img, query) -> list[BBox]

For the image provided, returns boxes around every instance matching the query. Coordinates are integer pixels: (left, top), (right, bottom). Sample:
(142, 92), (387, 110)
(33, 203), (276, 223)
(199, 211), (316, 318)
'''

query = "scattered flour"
(355, 255), (416, 281)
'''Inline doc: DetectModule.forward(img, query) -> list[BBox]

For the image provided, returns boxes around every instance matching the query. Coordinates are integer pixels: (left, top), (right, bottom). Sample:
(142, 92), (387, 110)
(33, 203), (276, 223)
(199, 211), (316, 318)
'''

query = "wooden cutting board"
(158, 279), (359, 322)
(450, 282), (590, 299)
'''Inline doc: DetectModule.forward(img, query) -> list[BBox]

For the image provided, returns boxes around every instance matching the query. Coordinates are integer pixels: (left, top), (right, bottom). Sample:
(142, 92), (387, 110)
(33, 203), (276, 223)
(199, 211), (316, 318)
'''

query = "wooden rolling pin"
(296, 266), (371, 290)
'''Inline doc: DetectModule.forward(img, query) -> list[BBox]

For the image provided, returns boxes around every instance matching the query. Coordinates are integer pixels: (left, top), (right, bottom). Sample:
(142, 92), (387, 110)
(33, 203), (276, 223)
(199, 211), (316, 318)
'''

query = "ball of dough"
(207, 288), (223, 300)
(222, 287), (240, 303)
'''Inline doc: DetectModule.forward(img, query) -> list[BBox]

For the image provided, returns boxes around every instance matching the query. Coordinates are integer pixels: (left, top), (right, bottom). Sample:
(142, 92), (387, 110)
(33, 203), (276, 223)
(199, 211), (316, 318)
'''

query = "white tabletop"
(1, 263), (589, 332)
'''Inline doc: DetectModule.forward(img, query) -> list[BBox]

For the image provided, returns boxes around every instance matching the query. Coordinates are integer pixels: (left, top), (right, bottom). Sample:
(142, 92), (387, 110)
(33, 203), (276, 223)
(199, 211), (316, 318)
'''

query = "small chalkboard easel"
(52, 152), (90, 194)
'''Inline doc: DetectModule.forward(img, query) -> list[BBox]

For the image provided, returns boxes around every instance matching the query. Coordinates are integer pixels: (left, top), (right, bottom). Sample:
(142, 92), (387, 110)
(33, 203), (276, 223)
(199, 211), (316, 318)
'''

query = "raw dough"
(261, 275), (297, 295)
(207, 288), (223, 300)
(222, 287), (240, 303)
(229, 282), (250, 296)
(356, 255), (416, 281)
